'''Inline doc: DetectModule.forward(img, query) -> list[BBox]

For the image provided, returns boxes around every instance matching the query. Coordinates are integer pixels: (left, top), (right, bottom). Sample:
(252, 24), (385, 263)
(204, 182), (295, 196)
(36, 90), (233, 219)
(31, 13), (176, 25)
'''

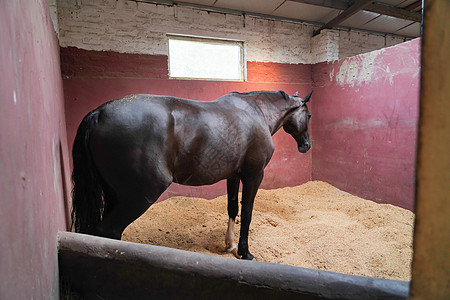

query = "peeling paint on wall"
(359, 50), (380, 83)
(331, 43), (420, 88)
(334, 50), (382, 86)
(312, 38), (421, 211)
(336, 59), (360, 86)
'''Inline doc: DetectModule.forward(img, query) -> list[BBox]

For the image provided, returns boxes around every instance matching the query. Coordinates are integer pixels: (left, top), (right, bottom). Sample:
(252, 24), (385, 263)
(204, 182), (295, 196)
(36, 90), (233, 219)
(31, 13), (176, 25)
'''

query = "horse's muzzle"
(298, 143), (311, 153)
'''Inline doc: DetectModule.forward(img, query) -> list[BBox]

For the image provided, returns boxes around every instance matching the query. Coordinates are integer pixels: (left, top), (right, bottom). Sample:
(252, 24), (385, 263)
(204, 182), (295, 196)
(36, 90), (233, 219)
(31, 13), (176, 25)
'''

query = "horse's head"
(283, 91), (313, 153)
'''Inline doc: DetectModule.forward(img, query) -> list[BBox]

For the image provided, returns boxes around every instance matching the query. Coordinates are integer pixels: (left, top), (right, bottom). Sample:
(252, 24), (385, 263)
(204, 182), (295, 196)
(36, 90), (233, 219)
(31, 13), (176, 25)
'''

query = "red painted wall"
(61, 47), (313, 200)
(0, 0), (71, 299)
(311, 39), (421, 211)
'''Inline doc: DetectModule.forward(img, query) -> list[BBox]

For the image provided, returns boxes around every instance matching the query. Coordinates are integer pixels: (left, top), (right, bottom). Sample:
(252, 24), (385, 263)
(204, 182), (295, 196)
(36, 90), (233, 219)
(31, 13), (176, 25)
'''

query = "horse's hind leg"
(225, 178), (240, 253)
(238, 172), (263, 260)
(94, 182), (169, 240)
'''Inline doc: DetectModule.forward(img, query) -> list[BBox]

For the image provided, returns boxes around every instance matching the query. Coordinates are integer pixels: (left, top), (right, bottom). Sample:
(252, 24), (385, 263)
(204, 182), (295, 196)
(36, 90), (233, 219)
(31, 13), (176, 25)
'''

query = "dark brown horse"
(71, 90), (312, 260)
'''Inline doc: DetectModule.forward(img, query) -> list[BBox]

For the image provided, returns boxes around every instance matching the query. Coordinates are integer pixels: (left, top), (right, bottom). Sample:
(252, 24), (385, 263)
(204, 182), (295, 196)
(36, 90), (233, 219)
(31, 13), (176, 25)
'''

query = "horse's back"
(95, 94), (169, 127)
(86, 93), (274, 187)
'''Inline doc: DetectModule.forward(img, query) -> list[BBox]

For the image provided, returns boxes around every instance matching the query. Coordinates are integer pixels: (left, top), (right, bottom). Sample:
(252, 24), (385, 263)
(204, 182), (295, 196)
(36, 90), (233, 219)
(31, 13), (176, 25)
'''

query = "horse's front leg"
(238, 172), (264, 260)
(225, 178), (240, 253)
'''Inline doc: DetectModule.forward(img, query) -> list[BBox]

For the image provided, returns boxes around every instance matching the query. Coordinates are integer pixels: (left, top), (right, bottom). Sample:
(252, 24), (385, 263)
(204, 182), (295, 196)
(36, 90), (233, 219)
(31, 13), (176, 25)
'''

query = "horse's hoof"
(225, 243), (236, 253)
(240, 253), (255, 260)
(226, 244), (240, 258)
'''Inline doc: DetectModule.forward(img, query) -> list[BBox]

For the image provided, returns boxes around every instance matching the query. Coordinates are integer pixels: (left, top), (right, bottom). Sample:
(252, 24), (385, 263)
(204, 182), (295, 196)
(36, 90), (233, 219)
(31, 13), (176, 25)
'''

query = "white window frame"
(167, 34), (246, 81)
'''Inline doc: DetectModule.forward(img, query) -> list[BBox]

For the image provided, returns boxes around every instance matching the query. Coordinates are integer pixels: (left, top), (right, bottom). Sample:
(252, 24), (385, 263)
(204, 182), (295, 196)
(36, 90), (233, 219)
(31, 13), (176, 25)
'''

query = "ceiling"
(138, 0), (422, 38)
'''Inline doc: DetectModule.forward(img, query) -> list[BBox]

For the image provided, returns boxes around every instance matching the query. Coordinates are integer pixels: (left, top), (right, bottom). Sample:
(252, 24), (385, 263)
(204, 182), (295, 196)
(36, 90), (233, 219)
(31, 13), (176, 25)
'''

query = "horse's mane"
(231, 90), (290, 103)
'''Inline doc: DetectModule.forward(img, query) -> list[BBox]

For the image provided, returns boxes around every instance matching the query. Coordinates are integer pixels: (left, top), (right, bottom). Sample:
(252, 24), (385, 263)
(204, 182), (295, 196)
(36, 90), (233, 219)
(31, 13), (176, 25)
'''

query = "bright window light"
(168, 35), (245, 81)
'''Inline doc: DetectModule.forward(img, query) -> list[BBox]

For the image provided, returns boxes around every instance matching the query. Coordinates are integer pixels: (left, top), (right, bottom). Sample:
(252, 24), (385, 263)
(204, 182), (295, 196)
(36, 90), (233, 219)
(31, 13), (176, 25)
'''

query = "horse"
(71, 90), (312, 260)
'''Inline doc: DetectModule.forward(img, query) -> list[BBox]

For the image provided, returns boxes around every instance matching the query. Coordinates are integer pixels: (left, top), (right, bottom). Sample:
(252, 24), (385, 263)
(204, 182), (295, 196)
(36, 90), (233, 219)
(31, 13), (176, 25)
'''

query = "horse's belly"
(172, 153), (240, 186)
(172, 174), (221, 186)
(172, 167), (233, 186)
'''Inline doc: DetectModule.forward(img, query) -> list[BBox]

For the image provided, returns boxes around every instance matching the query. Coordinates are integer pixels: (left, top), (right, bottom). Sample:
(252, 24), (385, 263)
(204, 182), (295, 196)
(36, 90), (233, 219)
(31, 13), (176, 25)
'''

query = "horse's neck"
(252, 97), (292, 135)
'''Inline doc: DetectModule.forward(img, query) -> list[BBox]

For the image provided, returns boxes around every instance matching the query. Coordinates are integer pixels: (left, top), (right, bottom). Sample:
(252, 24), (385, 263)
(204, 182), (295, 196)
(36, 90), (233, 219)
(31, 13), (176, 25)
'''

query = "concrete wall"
(0, 0), (71, 299)
(311, 30), (340, 63)
(61, 47), (313, 200)
(54, 0), (407, 64)
(338, 30), (409, 60)
(311, 38), (421, 211)
(56, 0), (314, 64)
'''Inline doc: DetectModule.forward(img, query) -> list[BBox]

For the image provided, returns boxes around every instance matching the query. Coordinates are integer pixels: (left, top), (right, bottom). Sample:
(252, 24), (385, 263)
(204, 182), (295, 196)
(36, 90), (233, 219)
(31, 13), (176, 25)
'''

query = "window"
(168, 35), (245, 81)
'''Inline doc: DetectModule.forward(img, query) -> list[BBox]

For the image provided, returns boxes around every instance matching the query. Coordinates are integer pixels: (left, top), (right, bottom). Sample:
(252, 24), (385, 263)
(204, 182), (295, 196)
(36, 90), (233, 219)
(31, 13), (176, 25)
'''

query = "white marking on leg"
(225, 218), (236, 253)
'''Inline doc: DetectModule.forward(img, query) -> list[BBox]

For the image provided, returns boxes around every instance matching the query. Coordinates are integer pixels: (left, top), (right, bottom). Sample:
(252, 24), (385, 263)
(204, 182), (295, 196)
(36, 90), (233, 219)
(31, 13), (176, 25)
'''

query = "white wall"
(54, 0), (409, 64)
(311, 30), (339, 63)
(338, 30), (406, 59)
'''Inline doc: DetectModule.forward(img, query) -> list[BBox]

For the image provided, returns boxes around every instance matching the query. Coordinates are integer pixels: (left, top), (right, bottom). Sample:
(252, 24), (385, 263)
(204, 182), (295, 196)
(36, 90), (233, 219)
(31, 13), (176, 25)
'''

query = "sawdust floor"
(123, 181), (414, 281)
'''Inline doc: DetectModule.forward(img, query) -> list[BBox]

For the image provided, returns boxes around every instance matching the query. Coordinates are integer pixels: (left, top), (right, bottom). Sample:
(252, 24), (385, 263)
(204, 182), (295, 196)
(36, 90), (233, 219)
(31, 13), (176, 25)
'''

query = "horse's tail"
(71, 110), (103, 234)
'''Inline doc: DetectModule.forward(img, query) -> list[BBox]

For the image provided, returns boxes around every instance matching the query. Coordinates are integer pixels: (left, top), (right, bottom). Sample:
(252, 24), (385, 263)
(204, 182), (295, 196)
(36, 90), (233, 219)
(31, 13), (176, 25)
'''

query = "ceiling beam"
(404, 1), (422, 11)
(313, 0), (373, 36)
(368, 2), (422, 22)
(290, 0), (421, 22)
(289, 0), (349, 10)
(134, 0), (415, 39)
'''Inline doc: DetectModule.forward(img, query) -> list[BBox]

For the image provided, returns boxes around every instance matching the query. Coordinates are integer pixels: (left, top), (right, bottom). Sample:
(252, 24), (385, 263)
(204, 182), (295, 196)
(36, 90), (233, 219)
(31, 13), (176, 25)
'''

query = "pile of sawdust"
(123, 181), (414, 281)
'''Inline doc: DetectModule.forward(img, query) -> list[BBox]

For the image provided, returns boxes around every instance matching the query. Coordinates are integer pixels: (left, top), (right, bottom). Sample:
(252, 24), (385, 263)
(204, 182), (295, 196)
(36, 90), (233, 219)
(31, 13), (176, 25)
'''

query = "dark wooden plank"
(313, 0), (373, 36)
(289, 0), (349, 10)
(404, 1), (422, 11)
(368, 2), (422, 22)
(291, 0), (422, 23)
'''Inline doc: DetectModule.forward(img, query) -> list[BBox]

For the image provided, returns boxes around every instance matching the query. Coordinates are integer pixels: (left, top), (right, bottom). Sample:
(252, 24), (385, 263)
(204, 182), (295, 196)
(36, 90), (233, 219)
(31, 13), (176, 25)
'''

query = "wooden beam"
(313, 0), (373, 36)
(291, 0), (422, 23)
(289, 0), (349, 10)
(404, 1), (422, 11)
(368, 2), (422, 22)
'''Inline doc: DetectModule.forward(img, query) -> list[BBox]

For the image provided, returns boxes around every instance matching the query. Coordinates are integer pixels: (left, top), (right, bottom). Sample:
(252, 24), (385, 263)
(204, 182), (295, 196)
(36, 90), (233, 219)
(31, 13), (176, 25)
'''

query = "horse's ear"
(294, 91), (299, 97)
(302, 91), (313, 104)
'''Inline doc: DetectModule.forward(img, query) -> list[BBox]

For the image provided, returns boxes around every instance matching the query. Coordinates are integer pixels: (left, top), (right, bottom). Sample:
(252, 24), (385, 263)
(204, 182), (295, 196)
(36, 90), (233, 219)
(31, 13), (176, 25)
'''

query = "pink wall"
(0, 0), (71, 299)
(61, 47), (313, 200)
(311, 39), (421, 211)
